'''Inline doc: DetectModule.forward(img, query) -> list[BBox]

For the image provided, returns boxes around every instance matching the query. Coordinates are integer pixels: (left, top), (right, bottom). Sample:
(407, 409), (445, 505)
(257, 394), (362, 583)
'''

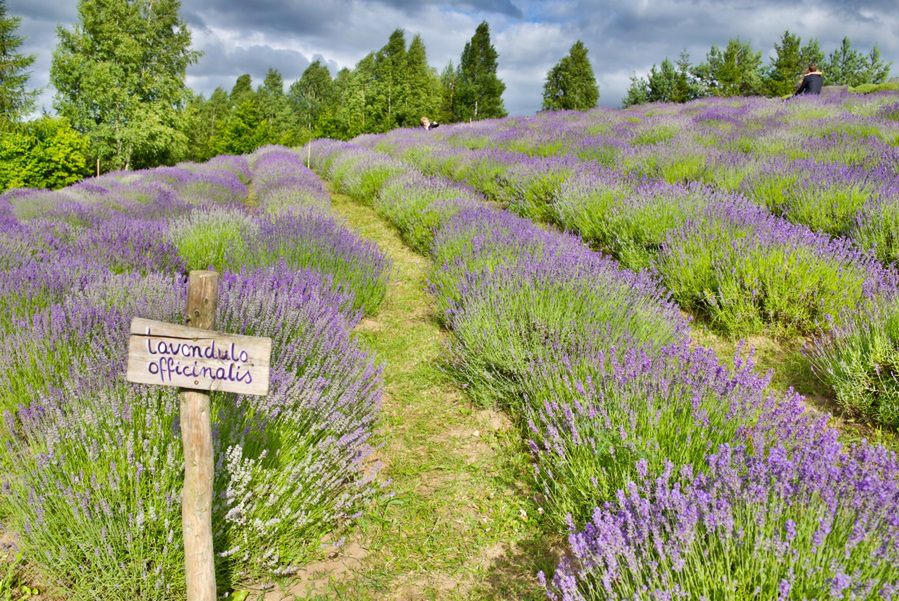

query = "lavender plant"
(544, 435), (899, 601)
(656, 202), (897, 336)
(807, 296), (899, 427)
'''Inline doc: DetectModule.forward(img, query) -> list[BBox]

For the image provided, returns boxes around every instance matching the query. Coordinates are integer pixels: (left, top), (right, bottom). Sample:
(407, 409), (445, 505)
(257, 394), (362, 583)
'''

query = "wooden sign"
(127, 317), (272, 396)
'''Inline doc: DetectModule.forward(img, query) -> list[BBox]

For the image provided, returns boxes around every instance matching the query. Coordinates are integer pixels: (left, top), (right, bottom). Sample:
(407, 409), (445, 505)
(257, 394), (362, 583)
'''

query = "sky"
(9, 0), (899, 116)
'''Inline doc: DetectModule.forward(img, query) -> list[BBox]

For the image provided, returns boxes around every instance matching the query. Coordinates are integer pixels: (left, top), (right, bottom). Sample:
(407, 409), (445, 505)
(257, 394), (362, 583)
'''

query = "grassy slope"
(275, 191), (557, 600)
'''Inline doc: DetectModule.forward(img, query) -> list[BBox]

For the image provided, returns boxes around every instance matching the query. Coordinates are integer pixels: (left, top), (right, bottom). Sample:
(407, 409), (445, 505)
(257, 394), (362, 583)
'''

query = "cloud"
(7, 0), (899, 116)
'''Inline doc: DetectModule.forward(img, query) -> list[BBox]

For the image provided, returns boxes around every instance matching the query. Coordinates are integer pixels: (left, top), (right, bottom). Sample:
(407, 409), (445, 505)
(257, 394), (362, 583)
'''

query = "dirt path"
(268, 191), (554, 600)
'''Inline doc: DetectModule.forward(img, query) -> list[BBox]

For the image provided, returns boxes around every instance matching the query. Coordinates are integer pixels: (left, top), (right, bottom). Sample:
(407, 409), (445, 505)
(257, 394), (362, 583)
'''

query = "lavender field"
(2, 92), (899, 600)
(0, 147), (388, 597)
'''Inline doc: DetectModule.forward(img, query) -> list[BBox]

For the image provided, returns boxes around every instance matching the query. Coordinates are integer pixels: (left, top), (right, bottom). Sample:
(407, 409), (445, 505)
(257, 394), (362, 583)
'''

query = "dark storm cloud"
(7, 0), (899, 116)
(379, 0), (522, 17)
(191, 41), (311, 79)
(184, 0), (353, 36)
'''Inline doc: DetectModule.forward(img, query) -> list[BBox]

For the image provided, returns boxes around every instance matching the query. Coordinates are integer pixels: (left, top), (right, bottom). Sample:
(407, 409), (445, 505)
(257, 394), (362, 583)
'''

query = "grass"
(262, 190), (557, 600)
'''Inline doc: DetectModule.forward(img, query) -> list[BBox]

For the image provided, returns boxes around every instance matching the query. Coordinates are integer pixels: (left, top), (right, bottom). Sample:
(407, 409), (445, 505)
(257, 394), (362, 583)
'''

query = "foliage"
(0, 0), (36, 125)
(288, 60), (334, 135)
(765, 30), (821, 96)
(808, 297), (899, 427)
(694, 38), (765, 97)
(404, 35), (442, 125)
(823, 37), (892, 86)
(542, 41), (599, 111)
(51, 0), (199, 171)
(454, 21), (506, 121)
(0, 117), (91, 190)
(850, 81), (899, 94)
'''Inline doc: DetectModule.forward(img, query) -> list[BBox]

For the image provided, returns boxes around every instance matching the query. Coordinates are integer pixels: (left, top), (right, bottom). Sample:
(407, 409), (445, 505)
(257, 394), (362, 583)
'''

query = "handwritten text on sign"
(126, 317), (272, 396)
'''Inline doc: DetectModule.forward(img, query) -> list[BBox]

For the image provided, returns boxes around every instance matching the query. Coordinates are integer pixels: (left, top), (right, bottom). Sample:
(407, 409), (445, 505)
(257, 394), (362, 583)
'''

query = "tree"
(372, 29), (408, 130)
(231, 74), (253, 101)
(439, 62), (457, 122)
(326, 56), (375, 139)
(51, 0), (198, 171)
(623, 51), (703, 107)
(456, 21), (506, 120)
(822, 38), (891, 86)
(0, 117), (90, 190)
(218, 91), (270, 155)
(764, 30), (804, 96)
(622, 73), (650, 107)
(288, 60), (334, 134)
(647, 59), (679, 102)
(673, 50), (702, 102)
(694, 38), (763, 97)
(404, 34), (441, 125)
(0, 0), (37, 126)
(861, 45), (891, 85)
(257, 67), (296, 144)
(183, 87), (230, 162)
(823, 37), (864, 85)
(542, 40), (599, 111)
(799, 39), (824, 74)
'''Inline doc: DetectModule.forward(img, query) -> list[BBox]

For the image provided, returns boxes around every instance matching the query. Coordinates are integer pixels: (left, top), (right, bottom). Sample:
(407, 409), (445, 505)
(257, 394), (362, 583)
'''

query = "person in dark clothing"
(794, 64), (824, 96)
(420, 116), (440, 130)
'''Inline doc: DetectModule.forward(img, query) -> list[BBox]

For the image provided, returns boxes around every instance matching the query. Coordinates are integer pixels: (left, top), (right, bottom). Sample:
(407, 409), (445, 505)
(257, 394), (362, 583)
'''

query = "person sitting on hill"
(420, 116), (440, 130)
(794, 64), (824, 96)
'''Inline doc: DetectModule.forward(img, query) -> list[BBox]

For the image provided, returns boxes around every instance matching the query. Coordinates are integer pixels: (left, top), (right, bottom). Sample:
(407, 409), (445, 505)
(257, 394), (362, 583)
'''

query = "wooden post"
(180, 270), (219, 601)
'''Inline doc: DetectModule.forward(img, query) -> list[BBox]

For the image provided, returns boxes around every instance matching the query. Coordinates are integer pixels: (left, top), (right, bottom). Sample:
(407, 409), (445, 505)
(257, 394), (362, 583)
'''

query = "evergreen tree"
(331, 55), (375, 138)
(288, 60), (334, 133)
(694, 38), (763, 97)
(0, 0), (36, 125)
(258, 67), (295, 144)
(764, 30), (804, 96)
(823, 37), (865, 85)
(403, 34), (441, 125)
(183, 87), (229, 161)
(219, 91), (270, 155)
(673, 50), (702, 101)
(622, 73), (650, 107)
(439, 61), (457, 122)
(861, 45), (891, 85)
(372, 29), (407, 130)
(542, 40), (598, 111)
(799, 39), (824, 74)
(230, 74), (253, 101)
(456, 21), (506, 120)
(647, 58), (679, 102)
(623, 51), (702, 106)
(260, 68), (284, 100)
(51, 0), (199, 170)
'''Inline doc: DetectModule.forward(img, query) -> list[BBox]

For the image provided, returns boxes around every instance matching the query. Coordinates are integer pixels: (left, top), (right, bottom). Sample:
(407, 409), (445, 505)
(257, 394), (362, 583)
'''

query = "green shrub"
(0, 117), (91, 191)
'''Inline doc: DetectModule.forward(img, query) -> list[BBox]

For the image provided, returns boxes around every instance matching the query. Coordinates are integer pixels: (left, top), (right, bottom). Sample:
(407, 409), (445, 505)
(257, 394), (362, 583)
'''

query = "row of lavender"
(0, 147), (389, 598)
(307, 139), (899, 600)
(409, 92), (899, 248)
(360, 95), (899, 429)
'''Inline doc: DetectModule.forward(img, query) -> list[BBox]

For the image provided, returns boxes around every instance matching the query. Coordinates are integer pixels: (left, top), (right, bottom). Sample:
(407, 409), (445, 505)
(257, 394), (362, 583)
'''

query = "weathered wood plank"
(126, 317), (271, 396)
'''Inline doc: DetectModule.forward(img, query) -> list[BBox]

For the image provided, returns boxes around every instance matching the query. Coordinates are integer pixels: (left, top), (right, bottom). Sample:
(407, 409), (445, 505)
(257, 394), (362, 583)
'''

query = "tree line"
(623, 32), (892, 106)
(0, 0), (894, 191)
